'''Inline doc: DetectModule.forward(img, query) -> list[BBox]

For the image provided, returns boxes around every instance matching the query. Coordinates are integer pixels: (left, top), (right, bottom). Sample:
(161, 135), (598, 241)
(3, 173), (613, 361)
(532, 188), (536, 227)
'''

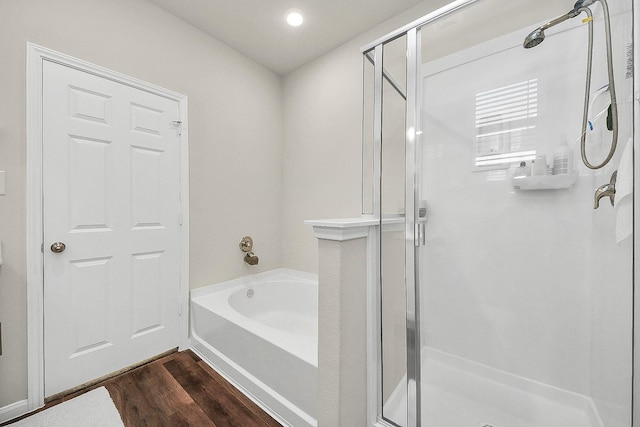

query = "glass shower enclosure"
(363, 0), (636, 426)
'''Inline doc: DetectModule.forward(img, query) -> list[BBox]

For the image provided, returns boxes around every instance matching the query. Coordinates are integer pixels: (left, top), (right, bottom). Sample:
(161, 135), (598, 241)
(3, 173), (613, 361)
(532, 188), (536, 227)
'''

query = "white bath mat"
(9, 387), (124, 427)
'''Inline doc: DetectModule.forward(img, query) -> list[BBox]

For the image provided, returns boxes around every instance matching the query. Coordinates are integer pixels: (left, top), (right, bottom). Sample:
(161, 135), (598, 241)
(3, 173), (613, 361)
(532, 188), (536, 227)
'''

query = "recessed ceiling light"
(286, 9), (304, 27)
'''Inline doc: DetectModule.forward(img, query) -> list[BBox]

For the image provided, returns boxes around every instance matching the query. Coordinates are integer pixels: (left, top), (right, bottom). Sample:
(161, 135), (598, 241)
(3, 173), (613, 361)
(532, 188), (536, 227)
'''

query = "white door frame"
(26, 43), (190, 410)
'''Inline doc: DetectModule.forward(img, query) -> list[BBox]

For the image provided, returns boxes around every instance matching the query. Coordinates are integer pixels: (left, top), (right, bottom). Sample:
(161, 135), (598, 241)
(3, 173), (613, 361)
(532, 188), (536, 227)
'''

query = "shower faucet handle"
(594, 170), (617, 209)
(239, 236), (253, 253)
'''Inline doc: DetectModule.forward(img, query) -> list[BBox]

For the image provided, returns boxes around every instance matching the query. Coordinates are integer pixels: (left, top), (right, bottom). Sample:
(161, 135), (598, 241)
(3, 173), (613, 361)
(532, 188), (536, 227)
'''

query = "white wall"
(281, 45), (363, 273)
(280, 0), (453, 273)
(0, 0), (283, 408)
(317, 237), (368, 427)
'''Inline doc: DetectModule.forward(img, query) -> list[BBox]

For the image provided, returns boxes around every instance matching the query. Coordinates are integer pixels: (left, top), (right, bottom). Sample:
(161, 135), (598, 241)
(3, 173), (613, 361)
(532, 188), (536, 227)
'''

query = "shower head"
(523, 28), (545, 49)
(572, 0), (596, 11)
(522, 10), (577, 49)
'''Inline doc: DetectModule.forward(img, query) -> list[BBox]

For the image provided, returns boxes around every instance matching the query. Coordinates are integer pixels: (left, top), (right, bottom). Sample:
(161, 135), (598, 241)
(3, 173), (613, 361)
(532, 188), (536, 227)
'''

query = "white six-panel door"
(42, 60), (182, 397)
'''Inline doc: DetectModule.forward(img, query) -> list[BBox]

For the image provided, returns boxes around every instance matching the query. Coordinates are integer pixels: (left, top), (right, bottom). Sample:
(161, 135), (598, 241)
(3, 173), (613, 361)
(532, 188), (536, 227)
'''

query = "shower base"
(383, 348), (626, 427)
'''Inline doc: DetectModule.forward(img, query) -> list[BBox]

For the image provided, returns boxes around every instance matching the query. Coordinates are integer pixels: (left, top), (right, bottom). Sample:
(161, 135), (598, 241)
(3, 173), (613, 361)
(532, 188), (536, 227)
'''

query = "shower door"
(366, 0), (635, 426)
(416, 0), (634, 425)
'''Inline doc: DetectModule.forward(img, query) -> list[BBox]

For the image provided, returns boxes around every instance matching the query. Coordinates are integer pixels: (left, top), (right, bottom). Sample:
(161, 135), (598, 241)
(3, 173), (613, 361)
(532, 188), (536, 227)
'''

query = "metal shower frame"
(362, 0), (640, 426)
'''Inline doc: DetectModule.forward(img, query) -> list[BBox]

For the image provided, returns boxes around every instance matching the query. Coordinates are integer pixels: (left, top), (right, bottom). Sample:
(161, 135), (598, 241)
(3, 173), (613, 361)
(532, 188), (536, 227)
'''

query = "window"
(474, 79), (538, 170)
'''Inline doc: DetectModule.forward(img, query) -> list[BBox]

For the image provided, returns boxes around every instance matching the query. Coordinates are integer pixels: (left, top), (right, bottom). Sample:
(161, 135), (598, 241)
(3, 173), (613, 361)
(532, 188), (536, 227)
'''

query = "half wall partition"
(363, 0), (637, 426)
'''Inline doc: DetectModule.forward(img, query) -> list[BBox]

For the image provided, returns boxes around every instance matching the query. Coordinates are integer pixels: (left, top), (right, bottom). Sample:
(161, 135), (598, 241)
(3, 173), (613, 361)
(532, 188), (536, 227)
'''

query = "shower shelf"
(511, 172), (578, 190)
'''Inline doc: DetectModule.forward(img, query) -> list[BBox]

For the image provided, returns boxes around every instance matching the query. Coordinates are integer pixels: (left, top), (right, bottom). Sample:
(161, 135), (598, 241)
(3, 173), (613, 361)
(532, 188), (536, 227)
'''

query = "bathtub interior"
(190, 268), (319, 427)
(191, 268), (318, 366)
(227, 279), (318, 338)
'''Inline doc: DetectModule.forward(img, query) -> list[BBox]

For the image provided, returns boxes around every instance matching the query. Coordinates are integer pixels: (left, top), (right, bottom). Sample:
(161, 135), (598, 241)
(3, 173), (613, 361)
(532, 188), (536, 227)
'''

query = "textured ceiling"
(146, 0), (429, 75)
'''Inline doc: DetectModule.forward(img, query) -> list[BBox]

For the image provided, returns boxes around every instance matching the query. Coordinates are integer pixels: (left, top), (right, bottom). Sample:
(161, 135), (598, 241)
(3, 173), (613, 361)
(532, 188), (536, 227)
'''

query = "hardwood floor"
(5, 350), (282, 427)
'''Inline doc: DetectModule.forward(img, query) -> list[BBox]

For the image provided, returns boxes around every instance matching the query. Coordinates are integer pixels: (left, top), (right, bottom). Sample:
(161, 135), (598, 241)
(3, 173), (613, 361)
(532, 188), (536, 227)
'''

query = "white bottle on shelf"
(552, 137), (574, 175)
(532, 155), (547, 176)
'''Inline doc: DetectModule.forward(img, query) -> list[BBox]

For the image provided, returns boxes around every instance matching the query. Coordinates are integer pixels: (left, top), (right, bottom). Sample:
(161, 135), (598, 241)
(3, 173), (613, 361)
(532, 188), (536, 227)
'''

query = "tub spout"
(594, 170), (617, 209)
(244, 252), (259, 265)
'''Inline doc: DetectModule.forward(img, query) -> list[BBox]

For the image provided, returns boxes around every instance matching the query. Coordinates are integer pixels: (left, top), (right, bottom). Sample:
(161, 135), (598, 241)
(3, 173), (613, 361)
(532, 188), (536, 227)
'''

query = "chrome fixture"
(239, 236), (259, 265)
(523, 13), (577, 49)
(50, 242), (66, 253)
(239, 236), (253, 252)
(244, 253), (259, 265)
(523, 0), (618, 169)
(594, 170), (617, 209)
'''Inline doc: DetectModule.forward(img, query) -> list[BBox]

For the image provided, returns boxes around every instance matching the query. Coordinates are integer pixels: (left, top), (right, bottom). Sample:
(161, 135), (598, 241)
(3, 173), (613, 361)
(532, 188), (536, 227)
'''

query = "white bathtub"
(190, 268), (318, 427)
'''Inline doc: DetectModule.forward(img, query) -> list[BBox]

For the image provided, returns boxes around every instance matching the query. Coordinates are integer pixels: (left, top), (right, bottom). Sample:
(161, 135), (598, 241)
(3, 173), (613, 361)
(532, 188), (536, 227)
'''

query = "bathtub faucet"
(239, 236), (259, 265)
(244, 252), (259, 265)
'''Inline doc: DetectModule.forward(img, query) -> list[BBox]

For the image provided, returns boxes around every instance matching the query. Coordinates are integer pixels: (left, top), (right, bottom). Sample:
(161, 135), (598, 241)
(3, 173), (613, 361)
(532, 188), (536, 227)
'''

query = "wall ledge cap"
(305, 216), (404, 241)
(305, 217), (376, 241)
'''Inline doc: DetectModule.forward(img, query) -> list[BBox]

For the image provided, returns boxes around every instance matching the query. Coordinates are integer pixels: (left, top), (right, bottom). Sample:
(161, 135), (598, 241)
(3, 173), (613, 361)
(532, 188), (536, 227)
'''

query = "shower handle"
(594, 170), (617, 209)
(239, 236), (253, 253)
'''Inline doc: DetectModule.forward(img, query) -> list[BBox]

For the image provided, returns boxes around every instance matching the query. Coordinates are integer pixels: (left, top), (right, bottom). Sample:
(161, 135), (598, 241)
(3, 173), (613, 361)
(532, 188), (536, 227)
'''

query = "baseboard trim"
(0, 399), (29, 424)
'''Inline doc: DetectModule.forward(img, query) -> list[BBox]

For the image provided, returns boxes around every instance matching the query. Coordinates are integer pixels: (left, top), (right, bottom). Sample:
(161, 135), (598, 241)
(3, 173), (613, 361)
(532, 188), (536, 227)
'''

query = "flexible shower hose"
(578, 0), (618, 169)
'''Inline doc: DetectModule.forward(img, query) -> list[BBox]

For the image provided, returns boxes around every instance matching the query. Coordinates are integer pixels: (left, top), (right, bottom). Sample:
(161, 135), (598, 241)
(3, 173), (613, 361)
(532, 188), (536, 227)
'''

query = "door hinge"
(415, 222), (426, 247)
(171, 120), (183, 136)
(178, 213), (183, 226)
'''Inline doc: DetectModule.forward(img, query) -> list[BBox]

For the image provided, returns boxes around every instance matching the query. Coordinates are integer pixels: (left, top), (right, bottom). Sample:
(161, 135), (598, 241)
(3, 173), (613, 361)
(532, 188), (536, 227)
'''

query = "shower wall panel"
(419, 3), (633, 423)
(586, 3), (634, 423)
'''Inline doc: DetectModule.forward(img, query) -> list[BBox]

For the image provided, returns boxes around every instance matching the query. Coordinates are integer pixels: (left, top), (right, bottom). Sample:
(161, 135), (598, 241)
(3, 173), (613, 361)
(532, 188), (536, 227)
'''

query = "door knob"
(50, 242), (66, 253)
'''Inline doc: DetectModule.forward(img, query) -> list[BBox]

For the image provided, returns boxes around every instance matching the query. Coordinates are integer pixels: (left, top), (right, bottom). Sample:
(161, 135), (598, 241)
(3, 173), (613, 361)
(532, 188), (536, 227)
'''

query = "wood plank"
(164, 352), (272, 427)
(2, 350), (281, 427)
(195, 359), (282, 427)
(106, 356), (214, 427)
